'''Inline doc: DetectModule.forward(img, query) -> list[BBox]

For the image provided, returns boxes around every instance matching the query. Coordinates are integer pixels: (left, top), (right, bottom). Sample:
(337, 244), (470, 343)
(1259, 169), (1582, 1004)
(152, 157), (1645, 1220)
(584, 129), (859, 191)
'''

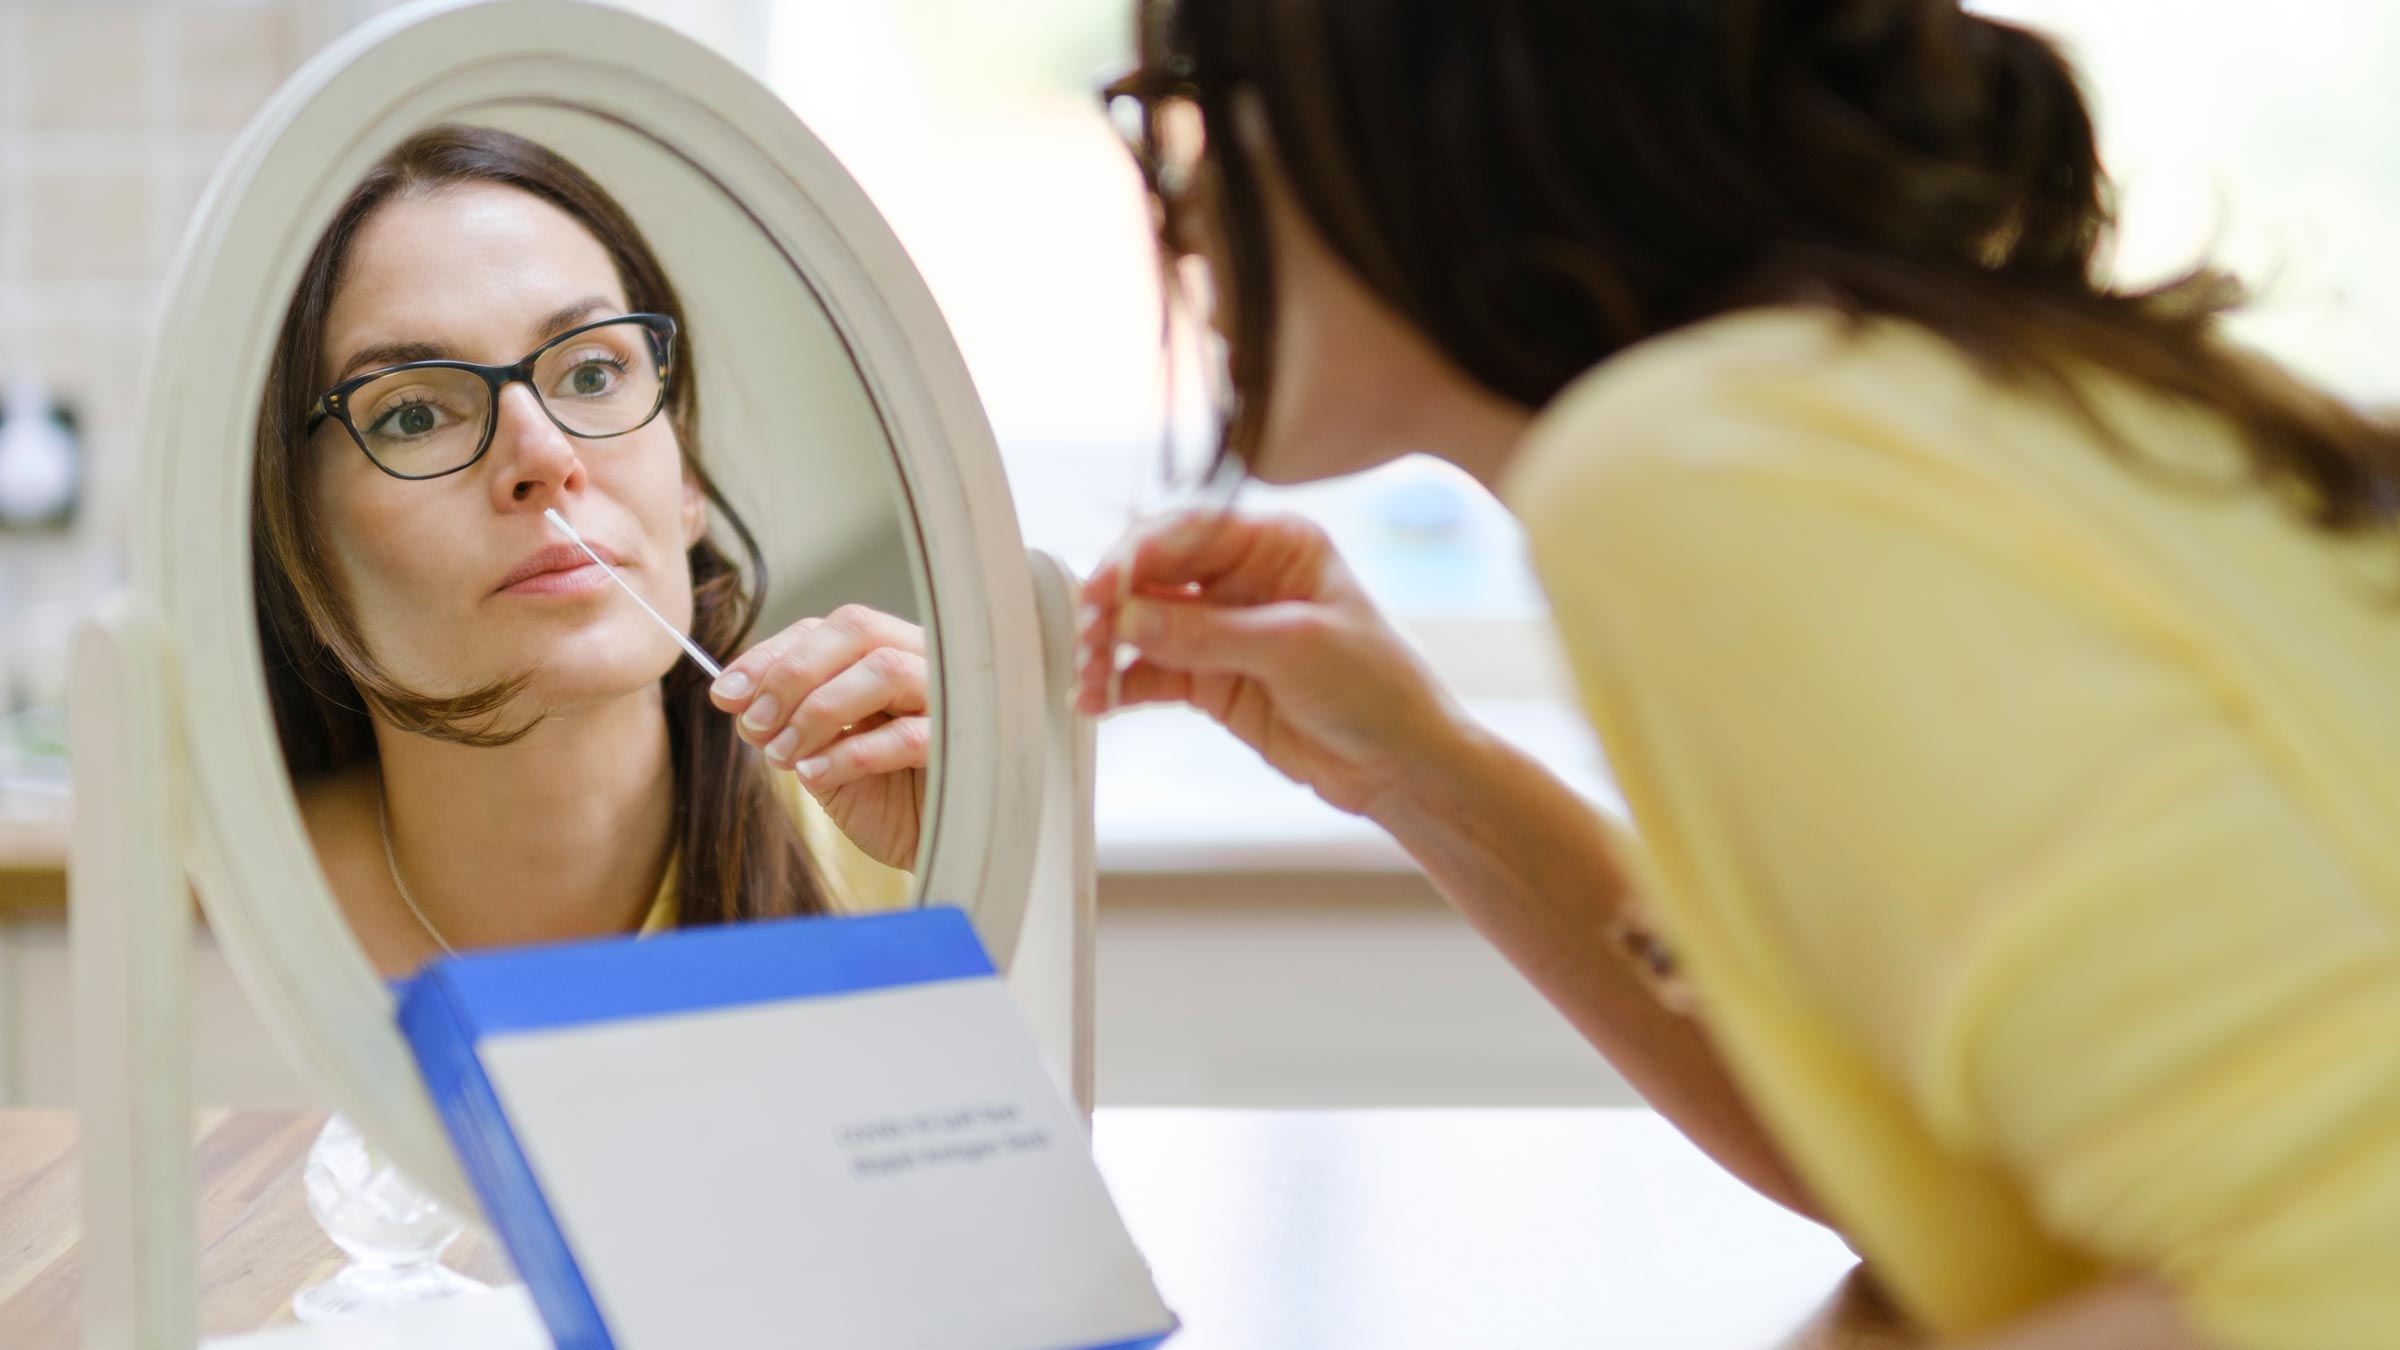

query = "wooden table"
(0, 1111), (514, 1346)
(0, 1108), (1912, 1348)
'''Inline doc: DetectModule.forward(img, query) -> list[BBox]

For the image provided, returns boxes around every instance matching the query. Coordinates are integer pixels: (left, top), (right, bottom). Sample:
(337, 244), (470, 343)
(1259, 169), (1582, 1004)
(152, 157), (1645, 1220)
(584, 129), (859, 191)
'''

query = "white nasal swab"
(543, 507), (723, 680)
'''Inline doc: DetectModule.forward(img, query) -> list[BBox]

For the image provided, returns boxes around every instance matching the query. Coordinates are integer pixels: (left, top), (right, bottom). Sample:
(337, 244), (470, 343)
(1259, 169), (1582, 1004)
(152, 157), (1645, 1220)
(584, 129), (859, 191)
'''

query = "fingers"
(796, 714), (932, 791)
(1119, 594), (1317, 673)
(1071, 654), (1193, 714)
(1073, 511), (1339, 718)
(1109, 660), (1198, 710)
(710, 602), (923, 726)
(758, 647), (930, 771)
(1077, 508), (1329, 613)
(1070, 595), (1319, 712)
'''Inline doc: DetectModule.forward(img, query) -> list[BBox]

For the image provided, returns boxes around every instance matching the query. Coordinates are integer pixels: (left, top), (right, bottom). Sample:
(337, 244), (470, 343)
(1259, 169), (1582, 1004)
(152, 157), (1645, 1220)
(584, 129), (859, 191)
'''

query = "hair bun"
(1743, 0), (2102, 277)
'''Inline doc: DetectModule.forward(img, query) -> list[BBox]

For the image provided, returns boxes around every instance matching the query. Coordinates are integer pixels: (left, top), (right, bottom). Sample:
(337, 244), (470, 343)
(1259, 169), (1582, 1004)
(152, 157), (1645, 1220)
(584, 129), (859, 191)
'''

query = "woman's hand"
(1073, 509), (1466, 820)
(710, 603), (926, 871)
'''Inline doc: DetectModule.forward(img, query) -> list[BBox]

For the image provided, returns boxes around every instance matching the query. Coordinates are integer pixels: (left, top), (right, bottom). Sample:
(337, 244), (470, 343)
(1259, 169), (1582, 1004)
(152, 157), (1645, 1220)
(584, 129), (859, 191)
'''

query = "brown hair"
(252, 123), (828, 926)
(1135, 0), (2400, 531)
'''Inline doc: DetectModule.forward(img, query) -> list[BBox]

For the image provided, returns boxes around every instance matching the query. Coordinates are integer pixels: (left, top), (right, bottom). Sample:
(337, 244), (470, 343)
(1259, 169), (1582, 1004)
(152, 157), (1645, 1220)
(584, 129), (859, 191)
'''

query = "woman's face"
(311, 182), (703, 712)
(1201, 99), (1522, 485)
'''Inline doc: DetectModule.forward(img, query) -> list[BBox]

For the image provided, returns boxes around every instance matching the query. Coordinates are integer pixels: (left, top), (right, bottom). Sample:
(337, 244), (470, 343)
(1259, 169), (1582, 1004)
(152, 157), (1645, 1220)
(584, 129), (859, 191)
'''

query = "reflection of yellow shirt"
(637, 766), (913, 934)
(1504, 308), (2400, 1347)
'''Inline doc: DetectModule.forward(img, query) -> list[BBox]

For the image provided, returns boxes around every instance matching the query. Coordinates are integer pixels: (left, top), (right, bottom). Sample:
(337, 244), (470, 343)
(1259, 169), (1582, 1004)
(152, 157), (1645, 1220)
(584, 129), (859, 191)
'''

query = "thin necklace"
(377, 785), (459, 957)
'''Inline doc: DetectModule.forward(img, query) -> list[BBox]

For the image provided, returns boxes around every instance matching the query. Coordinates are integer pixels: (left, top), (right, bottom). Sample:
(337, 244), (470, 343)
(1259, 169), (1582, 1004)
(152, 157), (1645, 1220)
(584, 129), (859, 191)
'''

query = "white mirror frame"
(132, 0), (1051, 1210)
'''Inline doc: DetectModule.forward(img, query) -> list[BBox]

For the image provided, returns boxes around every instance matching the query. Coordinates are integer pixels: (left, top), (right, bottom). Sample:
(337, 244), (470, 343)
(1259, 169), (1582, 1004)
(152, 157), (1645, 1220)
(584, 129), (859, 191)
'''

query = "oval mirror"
(140, 0), (1055, 1212)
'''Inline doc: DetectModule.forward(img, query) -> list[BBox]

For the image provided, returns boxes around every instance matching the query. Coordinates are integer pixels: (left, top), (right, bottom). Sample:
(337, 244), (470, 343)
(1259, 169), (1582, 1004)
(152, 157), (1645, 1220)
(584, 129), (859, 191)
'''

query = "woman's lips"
(495, 538), (621, 596)
(500, 561), (612, 597)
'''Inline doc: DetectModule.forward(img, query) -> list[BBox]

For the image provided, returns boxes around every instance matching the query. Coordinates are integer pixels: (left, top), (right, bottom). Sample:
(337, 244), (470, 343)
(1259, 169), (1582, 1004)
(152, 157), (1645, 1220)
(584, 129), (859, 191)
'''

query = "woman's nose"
(488, 382), (584, 506)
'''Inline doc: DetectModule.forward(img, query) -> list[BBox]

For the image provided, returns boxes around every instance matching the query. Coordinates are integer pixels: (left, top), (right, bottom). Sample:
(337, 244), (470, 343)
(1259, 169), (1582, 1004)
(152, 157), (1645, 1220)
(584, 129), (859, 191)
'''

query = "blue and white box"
(398, 905), (1177, 1350)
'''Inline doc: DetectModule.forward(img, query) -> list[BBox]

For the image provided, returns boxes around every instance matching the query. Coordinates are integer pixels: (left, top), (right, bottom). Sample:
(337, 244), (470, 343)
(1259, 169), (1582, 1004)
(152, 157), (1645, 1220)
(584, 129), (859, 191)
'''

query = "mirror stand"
(1014, 549), (1102, 1117)
(67, 547), (1097, 1350)
(71, 593), (197, 1350)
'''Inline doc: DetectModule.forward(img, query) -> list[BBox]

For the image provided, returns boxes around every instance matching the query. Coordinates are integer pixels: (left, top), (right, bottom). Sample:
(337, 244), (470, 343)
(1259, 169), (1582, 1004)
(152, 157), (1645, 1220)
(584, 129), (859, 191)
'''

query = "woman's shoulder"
(1493, 303), (2231, 601)
(1503, 305), (2001, 512)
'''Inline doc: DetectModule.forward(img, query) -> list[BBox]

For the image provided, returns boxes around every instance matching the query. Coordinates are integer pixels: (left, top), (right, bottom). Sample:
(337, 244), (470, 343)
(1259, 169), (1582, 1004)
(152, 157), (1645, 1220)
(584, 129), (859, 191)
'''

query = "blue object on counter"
(395, 905), (1176, 1350)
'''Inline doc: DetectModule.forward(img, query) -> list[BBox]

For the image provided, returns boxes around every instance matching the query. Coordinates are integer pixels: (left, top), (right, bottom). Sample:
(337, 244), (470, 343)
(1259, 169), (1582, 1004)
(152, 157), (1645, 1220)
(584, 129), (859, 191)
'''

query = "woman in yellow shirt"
(256, 124), (918, 977)
(1078, 2), (2399, 1345)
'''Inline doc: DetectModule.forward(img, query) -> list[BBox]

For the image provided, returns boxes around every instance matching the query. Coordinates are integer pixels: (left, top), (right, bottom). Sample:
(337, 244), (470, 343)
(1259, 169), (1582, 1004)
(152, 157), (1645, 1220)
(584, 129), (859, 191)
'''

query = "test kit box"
(398, 906), (1177, 1350)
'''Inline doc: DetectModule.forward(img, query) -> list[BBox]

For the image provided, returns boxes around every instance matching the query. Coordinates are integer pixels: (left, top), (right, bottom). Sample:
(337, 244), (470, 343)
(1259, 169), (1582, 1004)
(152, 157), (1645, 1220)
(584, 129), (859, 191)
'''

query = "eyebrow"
(327, 339), (446, 387)
(327, 295), (620, 386)
(531, 296), (620, 342)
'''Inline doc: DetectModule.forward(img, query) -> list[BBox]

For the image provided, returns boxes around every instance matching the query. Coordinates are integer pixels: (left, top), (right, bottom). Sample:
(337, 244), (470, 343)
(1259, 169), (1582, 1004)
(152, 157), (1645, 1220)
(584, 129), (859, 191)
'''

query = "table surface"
(0, 1107), (1913, 1349)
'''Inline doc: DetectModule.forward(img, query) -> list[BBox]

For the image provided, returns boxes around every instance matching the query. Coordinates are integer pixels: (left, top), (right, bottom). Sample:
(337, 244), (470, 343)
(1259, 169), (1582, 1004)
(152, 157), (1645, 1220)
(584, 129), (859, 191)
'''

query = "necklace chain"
(377, 785), (459, 958)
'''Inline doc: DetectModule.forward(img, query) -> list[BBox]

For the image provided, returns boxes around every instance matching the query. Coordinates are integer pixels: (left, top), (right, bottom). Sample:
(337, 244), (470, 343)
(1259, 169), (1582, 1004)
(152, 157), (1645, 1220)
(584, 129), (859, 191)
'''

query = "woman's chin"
(489, 649), (685, 716)
(487, 673), (672, 728)
(546, 616), (691, 686)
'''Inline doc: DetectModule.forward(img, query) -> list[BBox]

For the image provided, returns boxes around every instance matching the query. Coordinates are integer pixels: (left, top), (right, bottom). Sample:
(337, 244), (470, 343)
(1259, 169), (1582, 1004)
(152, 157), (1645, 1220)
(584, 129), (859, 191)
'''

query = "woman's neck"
(370, 686), (677, 952)
(1417, 384), (1537, 495)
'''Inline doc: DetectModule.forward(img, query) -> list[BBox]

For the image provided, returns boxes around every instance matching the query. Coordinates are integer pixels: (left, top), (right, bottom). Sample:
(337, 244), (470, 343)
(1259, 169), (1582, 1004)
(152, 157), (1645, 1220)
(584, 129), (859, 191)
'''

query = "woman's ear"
(681, 469), (706, 548)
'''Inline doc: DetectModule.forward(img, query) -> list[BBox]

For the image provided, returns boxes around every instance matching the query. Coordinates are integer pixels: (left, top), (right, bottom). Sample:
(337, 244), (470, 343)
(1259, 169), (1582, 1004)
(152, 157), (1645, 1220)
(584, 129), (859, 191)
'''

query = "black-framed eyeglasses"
(1099, 62), (1208, 251)
(304, 312), (679, 481)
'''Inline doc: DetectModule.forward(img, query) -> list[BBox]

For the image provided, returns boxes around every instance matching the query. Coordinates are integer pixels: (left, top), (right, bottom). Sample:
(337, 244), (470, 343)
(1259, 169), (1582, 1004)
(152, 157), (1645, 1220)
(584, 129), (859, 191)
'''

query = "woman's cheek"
(618, 432), (701, 625)
(319, 483), (477, 681)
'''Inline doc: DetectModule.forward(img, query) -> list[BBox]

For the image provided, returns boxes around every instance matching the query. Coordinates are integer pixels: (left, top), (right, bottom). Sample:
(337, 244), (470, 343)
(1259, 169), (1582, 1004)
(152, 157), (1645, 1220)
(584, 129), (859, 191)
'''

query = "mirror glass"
(250, 101), (929, 980)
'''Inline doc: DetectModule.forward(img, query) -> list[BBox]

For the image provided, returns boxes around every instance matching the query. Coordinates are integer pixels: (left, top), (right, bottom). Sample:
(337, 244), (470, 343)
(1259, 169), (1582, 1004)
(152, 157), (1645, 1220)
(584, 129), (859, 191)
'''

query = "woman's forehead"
(322, 182), (629, 373)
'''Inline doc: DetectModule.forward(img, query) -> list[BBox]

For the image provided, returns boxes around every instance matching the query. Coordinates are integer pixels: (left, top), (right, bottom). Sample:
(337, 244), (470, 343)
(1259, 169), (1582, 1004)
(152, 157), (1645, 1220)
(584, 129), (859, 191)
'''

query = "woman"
(1077, 2), (2400, 1346)
(255, 125), (925, 978)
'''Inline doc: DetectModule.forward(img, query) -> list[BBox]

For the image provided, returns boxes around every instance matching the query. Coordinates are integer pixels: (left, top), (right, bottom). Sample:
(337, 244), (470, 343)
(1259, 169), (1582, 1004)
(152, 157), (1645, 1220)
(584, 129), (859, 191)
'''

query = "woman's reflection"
(252, 125), (922, 978)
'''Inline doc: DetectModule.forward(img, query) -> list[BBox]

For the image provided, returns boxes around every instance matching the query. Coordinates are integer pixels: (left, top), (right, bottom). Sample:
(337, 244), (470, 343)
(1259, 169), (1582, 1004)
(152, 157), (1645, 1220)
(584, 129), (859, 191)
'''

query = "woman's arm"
(1365, 713), (1827, 1225)
(1073, 508), (1825, 1226)
(1369, 684), (2222, 1346)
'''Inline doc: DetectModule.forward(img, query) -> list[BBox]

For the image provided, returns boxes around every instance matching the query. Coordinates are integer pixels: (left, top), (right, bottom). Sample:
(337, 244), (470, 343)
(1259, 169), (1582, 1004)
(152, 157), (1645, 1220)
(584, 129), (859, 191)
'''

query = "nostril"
(513, 482), (532, 501)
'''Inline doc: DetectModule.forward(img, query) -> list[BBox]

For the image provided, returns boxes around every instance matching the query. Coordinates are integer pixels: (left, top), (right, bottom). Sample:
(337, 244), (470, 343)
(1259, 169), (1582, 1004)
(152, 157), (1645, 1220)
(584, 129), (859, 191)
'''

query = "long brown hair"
(252, 123), (828, 927)
(1135, 0), (2400, 531)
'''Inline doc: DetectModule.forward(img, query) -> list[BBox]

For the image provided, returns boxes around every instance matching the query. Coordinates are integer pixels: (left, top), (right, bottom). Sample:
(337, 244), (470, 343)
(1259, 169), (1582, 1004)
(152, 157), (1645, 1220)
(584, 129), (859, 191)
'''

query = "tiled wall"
(0, 0), (358, 711)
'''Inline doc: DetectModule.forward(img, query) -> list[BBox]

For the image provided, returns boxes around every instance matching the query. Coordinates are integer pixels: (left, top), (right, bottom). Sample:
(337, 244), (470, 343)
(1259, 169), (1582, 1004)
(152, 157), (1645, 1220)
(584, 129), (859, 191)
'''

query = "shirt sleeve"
(1510, 371), (2400, 1348)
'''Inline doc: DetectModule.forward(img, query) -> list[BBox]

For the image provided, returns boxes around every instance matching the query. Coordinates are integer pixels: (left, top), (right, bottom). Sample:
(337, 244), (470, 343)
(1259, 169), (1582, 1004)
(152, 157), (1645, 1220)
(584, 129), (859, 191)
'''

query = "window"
(626, 0), (2400, 646)
(1974, 0), (2400, 403)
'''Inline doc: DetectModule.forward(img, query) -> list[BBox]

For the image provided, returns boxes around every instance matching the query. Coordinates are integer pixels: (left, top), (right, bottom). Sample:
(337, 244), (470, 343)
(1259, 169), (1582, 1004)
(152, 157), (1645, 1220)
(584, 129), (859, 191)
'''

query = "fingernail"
(741, 693), (782, 733)
(1077, 603), (1100, 631)
(1121, 601), (1159, 643)
(797, 755), (831, 780)
(712, 670), (752, 699)
(764, 727), (800, 764)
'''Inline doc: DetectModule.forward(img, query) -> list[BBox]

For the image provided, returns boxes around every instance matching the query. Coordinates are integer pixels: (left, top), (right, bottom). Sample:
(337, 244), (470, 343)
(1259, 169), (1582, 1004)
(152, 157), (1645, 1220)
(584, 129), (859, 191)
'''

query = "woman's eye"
(553, 354), (627, 399)
(365, 398), (454, 440)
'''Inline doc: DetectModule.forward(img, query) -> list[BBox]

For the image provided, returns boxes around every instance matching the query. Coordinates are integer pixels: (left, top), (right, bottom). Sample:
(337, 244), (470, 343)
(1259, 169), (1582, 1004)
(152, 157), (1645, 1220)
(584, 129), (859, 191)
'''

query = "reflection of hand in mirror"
(253, 125), (915, 979)
(708, 605), (929, 874)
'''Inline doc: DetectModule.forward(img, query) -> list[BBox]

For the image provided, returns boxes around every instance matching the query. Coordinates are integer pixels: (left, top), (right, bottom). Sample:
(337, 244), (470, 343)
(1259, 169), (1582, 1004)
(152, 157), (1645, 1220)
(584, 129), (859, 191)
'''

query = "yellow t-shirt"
(637, 766), (914, 933)
(1502, 307), (2400, 1347)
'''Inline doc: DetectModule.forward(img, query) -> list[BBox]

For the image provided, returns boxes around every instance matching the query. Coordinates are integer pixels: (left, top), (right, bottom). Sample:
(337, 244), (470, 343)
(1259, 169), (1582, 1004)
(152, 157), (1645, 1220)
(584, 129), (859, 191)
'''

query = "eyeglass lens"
(1107, 89), (1206, 200)
(342, 319), (664, 477)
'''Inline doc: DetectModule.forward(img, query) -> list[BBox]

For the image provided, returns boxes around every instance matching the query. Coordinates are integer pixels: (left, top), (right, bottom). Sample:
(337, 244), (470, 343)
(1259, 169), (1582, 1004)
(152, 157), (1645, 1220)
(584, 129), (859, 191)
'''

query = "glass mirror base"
(292, 1258), (491, 1323)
